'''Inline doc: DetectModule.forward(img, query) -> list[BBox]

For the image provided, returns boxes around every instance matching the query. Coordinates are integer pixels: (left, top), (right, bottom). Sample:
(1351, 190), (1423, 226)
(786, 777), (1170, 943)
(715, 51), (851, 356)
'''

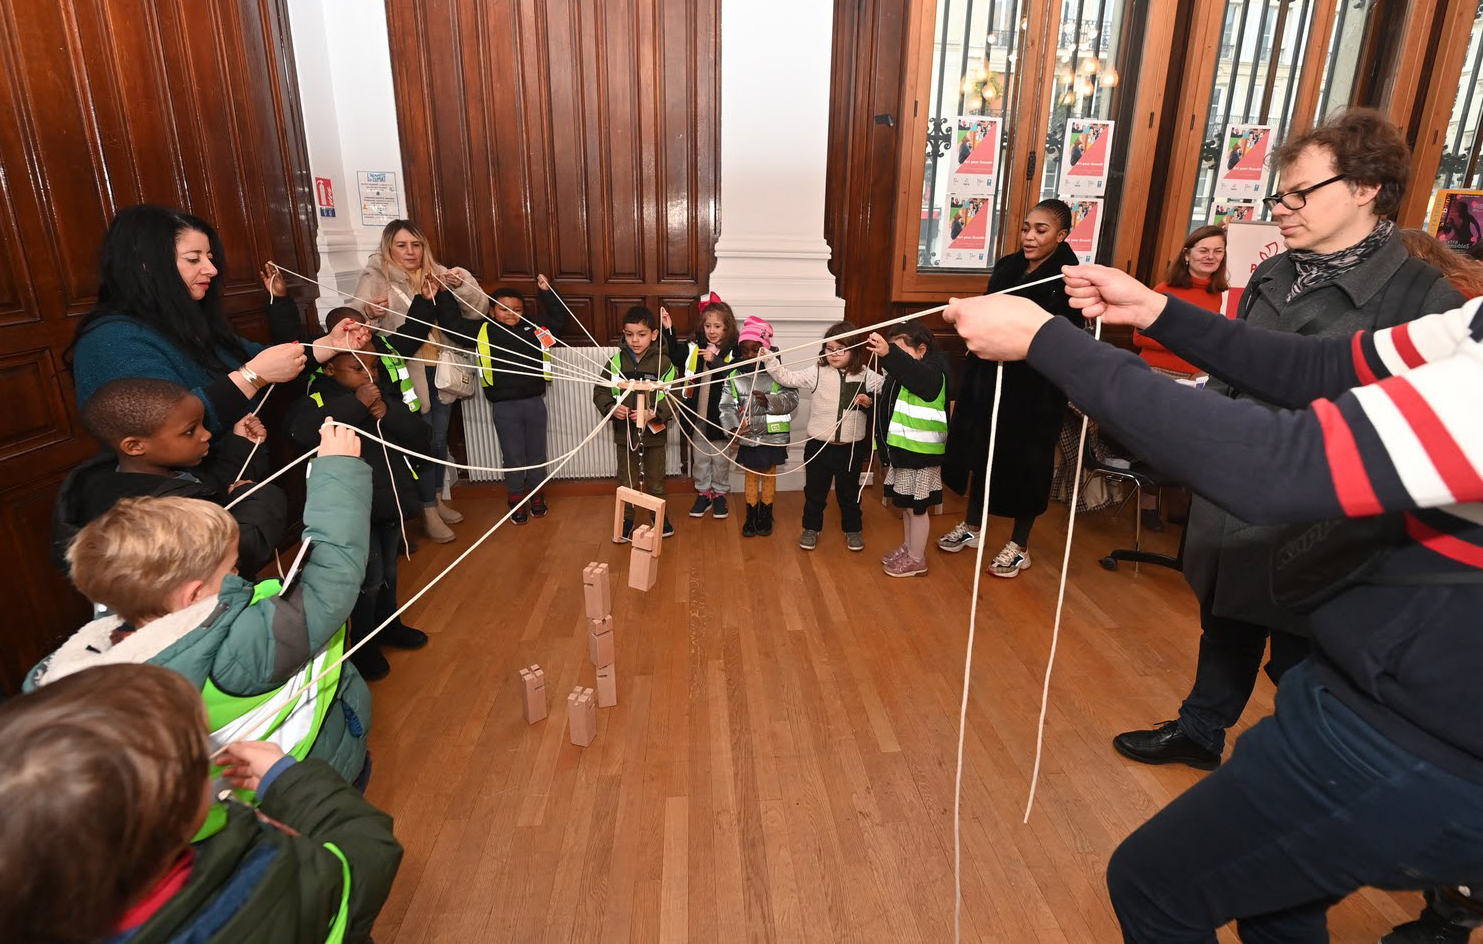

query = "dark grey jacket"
(1183, 230), (1464, 633)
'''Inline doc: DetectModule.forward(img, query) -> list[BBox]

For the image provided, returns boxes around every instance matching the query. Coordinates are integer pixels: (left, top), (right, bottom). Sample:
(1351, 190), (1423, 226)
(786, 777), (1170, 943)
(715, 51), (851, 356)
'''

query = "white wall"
(287, 0), (409, 321)
(709, 0), (847, 490)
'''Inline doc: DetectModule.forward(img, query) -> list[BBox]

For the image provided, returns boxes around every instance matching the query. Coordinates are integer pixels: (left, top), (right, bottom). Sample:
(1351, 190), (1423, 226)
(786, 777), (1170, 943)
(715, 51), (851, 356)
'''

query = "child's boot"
(422, 506), (455, 543)
(742, 503), (759, 537)
(757, 502), (774, 536)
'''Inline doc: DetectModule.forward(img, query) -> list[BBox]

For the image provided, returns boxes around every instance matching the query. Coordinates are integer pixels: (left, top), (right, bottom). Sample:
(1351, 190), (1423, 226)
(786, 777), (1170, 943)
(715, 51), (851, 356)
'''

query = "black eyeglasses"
(1262, 175), (1347, 212)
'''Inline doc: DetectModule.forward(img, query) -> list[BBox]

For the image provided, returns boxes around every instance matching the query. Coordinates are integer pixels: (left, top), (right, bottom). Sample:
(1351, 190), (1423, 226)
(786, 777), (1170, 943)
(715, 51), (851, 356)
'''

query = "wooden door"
(385, 0), (721, 338)
(0, 0), (318, 692)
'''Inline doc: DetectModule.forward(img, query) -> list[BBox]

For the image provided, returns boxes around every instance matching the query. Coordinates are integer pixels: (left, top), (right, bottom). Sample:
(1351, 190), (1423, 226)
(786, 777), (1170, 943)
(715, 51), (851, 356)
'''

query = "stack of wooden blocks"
(570, 562), (618, 747)
(518, 664), (546, 724)
(613, 486), (665, 592)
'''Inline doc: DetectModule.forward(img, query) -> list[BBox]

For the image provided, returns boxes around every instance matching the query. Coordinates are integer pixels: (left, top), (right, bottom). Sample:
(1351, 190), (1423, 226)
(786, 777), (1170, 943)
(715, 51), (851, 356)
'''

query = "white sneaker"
(937, 522), (981, 553)
(988, 541), (1031, 578)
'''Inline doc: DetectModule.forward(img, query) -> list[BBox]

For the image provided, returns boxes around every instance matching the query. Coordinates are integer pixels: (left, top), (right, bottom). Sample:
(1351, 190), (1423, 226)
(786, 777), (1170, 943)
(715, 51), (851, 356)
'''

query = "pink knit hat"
(737, 315), (773, 348)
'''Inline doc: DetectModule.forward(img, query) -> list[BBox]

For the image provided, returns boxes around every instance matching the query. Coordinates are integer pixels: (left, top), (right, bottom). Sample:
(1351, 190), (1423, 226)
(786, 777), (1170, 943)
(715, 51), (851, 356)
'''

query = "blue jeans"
(422, 367), (454, 499)
(1177, 599), (1309, 754)
(1109, 661), (1483, 942)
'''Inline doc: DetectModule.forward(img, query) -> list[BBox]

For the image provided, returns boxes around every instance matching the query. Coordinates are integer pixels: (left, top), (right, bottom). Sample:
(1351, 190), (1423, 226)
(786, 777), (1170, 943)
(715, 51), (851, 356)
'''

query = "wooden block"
(582, 561), (611, 619)
(589, 622), (615, 667)
(631, 521), (661, 557)
(633, 391), (649, 430)
(596, 663), (617, 707)
(519, 664), (546, 723)
(628, 546), (658, 592)
(568, 686), (596, 747)
(614, 486), (668, 541)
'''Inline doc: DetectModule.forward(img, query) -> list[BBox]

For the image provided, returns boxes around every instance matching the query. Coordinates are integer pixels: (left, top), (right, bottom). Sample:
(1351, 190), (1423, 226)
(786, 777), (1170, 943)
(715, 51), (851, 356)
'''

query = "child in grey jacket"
(719, 315), (799, 538)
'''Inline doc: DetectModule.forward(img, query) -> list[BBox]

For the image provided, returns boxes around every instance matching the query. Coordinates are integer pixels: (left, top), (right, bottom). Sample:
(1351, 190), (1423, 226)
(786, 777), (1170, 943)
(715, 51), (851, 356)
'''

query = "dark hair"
(1400, 229), (1483, 298)
(324, 306), (360, 331)
(1273, 108), (1410, 218)
(886, 319), (940, 355)
(491, 287), (523, 304)
(81, 378), (194, 447)
(697, 300), (739, 350)
(1165, 225), (1230, 293)
(1030, 198), (1073, 233)
(622, 305), (656, 330)
(0, 664), (210, 944)
(73, 205), (248, 374)
(817, 321), (867, 372)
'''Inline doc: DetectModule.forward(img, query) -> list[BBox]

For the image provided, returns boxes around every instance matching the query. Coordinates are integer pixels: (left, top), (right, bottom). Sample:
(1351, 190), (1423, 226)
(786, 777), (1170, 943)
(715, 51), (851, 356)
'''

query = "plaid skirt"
(885, 464), (943, 514)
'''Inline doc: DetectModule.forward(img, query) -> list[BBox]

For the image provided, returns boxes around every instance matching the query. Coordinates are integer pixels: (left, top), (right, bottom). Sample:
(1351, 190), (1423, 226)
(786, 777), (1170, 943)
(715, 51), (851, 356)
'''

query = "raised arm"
(762, 352), (819, 391)
(1024, 314), (1483, 523)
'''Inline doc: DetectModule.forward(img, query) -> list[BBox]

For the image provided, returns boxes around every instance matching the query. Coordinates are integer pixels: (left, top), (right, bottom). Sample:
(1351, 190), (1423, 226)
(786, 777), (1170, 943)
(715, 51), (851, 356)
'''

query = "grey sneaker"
(845, 531), (865, 551)
(937, 521), (981, 553)
(798, 529), (820, 550)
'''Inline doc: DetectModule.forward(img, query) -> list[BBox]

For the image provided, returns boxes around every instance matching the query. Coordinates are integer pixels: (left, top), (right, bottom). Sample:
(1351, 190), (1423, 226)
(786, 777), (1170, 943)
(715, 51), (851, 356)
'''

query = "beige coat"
(349, 252), (489, 412)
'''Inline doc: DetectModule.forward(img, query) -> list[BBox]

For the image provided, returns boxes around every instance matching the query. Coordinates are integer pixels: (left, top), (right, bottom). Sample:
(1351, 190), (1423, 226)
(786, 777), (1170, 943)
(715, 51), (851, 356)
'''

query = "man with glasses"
(1113, 109), (1462, 797)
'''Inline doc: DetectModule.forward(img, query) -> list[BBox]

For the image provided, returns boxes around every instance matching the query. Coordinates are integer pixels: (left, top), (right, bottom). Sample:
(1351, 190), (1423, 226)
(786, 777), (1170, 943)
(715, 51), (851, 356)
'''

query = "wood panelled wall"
(0, 0), (318, 692)
(385, 0), (721, 339)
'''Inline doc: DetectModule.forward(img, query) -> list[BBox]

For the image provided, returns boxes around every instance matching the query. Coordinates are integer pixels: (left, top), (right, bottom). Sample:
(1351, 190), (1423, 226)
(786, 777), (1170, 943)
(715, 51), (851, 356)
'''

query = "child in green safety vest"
(866, 320), (951, 578)
(286, 349), (433, 683)
(594, 306), (677, 541)
(719, 316), (799, 538)
(0, 662), (402, 943)
(29, 422), (376, 795)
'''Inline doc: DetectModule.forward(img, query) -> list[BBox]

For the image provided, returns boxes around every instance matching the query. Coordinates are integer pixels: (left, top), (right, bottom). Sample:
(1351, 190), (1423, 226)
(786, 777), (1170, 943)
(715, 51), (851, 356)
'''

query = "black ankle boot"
(757, 502), (774, 536)
(742, 503), (758, 537)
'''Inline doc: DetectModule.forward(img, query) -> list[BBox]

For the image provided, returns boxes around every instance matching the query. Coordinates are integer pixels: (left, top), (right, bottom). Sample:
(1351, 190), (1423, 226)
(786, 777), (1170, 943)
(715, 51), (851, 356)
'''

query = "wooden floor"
(365, 488), (1420, 942)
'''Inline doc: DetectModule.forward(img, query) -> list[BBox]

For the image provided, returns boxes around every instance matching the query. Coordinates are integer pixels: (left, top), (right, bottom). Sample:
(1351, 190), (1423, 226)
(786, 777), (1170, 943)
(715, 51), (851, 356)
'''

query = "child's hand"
(751, 390), (769, 405)
(217, 740), (287, 792)
(355, 382), (382, 408)
(260, 264), (286, 298)
(854, 393), (873, 408)
(613, 405), (631, 420)
(537, 274), (551, 291)
(659, 307), (673, 330)
(318, 420), (362, 458)
(233, 414), (267, 443)
(229, 479), (253, 493)
(368, 400), (388, 420)
(703, 344), (720, 360)
(865, 332), (889, 356)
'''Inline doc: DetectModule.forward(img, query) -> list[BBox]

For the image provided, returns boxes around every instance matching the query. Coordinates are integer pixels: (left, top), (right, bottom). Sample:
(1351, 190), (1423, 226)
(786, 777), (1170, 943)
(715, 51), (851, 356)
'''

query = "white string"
(309, 343), (597, 385)
(353, 316), (600, 385)
(212, 389), (634, 758)
(955, 361), (1006, 944)
(856, 351), (881, 505)
(432, 272), (612, 376)
(224, 445), (318, 511)
(232, 383), (275, 483)
(531, 281), (620, 369)
(1023, 318), (1103, 823)
(376, 418), (411, 562)
(268, 261), (601, 382)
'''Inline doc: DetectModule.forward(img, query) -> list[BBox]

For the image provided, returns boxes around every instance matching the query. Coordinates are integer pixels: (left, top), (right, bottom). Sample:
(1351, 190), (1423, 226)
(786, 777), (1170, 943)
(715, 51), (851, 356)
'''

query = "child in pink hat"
(718, 315), (798, 537)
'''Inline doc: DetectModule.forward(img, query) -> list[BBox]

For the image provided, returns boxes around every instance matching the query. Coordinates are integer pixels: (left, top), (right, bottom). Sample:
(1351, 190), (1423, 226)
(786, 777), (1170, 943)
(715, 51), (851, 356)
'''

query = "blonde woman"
(351, 220), (489, 541)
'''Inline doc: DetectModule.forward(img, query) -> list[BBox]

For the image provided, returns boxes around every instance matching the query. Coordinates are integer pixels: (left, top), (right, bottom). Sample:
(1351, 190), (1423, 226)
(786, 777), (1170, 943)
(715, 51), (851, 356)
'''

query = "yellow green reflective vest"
(609, 352), (676, 401)
(478, 321), (553, 383)
(192, 578), (346, 842)
(885, 379), (948, 454)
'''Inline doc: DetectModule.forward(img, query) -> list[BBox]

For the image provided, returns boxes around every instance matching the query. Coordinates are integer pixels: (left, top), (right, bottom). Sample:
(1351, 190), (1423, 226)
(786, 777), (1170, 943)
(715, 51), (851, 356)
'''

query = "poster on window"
(1223, 220), (1286, 318)
(1214, 124), (1274, 201)
(357, 171), (400, 227)
(939, 195), (993, 268)
(1427, 189), (1483, 255)
(1063, 198), (1103, 264)
(1209, 201), (1258, 227)
(1059, 119), (1114, 196)
(949, 117), (1001, 196)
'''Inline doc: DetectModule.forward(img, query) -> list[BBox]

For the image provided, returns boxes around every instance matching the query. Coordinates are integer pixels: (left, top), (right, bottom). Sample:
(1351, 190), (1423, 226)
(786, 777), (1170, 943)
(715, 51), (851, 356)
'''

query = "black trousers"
(802, 439), (866, 533)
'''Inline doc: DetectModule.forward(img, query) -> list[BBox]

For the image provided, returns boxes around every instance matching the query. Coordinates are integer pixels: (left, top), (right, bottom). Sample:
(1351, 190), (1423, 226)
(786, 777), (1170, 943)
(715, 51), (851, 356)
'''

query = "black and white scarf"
(1285, 219), (1395, 301)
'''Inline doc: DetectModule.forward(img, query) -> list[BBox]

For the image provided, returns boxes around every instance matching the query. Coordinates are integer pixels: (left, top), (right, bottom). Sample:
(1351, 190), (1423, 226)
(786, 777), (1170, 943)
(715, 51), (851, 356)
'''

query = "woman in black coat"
(939, 199), (1083, 577)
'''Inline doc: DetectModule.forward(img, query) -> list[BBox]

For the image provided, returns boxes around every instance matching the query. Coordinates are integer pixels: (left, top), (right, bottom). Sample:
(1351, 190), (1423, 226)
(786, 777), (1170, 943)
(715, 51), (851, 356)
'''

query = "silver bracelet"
(239, 364), (264, 389)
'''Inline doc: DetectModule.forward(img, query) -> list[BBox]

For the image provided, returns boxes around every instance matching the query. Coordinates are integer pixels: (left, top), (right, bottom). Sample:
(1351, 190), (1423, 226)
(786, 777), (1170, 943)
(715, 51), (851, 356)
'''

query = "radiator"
(462, 346), (684, 482)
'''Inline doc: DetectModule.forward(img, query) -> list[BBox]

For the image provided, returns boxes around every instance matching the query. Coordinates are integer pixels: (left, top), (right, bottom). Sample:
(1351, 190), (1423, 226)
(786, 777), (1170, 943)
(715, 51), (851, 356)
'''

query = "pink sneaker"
(881, 542), (908, 565)
(884, 553), (928, 578)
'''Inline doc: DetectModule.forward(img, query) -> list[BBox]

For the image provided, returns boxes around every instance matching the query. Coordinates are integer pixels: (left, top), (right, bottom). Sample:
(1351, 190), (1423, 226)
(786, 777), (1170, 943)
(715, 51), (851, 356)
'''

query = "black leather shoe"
(381, 623), (429, 651)
(1112, 720), (1221, 770)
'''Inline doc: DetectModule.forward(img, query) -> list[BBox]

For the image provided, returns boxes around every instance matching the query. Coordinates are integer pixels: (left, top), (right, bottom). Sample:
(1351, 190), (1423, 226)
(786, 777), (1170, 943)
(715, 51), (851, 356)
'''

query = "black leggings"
(965, 468), (1037, 547)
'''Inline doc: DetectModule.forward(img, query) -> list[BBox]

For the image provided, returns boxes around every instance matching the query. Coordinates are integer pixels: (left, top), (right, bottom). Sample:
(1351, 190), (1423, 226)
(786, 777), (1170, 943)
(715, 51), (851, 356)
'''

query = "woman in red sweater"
(1136, 225), (1230, 376)
(1133, 225), (1229, 528)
